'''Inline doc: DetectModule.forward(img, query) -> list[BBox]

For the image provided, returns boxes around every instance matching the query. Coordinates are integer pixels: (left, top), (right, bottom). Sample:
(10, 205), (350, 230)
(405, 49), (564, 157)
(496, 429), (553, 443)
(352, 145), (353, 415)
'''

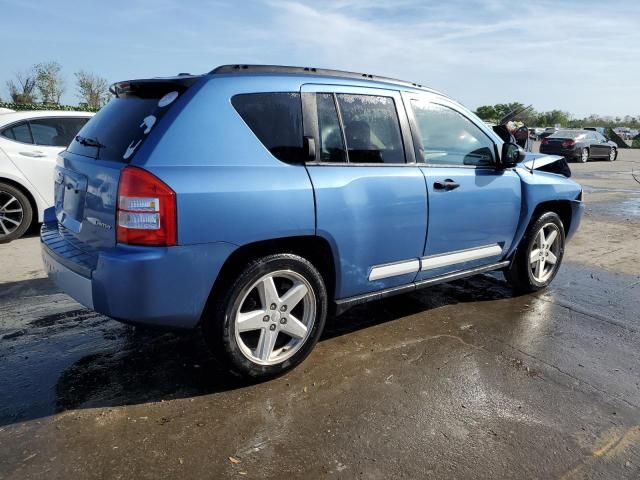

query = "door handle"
(433, 179), (460, 191)
(20, 151), (46, 158)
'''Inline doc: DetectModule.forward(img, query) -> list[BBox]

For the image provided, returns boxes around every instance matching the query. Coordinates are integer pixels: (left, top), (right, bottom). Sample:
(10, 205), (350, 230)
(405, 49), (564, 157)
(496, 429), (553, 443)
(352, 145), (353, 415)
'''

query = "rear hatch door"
(54, 76), (200, 251)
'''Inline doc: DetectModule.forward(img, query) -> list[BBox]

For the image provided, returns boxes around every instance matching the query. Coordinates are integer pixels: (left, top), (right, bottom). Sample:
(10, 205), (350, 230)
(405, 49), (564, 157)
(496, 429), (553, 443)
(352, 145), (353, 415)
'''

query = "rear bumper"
(42, 219), (237, 329)
(42, 246), (94, 309)
(539, 146), (579, 159)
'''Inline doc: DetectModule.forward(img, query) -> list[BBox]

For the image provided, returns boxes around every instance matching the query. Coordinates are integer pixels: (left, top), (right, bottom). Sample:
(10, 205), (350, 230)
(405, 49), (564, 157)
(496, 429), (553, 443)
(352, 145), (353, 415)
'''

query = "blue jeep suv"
(42, 65), (583, 378)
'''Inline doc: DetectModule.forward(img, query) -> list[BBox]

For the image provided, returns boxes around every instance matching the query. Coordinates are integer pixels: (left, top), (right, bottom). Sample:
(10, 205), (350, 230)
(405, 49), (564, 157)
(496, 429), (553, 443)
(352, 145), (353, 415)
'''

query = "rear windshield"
(68, 88), (182, 162)
(550, 130), (584, 139)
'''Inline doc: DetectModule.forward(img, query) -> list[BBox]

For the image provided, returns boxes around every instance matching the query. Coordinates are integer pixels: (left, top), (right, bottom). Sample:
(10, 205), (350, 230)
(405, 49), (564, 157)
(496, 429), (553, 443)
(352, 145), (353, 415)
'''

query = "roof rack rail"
(209, 64), (427, 90)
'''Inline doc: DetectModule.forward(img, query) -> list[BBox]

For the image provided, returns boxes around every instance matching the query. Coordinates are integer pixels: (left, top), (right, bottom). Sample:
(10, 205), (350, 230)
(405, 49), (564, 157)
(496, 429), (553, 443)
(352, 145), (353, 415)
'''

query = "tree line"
(3, 65), (638, 128)
(3, 61), (111, 110)
(475, 102), (640, 129)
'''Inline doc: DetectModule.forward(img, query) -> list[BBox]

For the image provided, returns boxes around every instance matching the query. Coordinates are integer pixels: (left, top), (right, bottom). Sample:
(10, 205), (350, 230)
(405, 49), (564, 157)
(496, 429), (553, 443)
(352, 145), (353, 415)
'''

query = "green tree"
(34, 61), (65, 104)
(538, 110), (570, 127)
(493, 102), (527, 121)
(475, 105), (497, 121)
(75, 70), (111, 109)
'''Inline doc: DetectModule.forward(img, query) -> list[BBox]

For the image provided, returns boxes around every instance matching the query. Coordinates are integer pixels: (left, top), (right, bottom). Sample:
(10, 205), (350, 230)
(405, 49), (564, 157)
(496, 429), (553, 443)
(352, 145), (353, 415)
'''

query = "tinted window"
(30, 117), (89, 147)
(336, 94), (404, 164)
(30, 120), (58, 146)
(316, 93), (346, 162)
(69, 92), (180, 162)
(1, 122), (33, 144)
(410, 101), (495, 166)
(232, 93), (304, 163)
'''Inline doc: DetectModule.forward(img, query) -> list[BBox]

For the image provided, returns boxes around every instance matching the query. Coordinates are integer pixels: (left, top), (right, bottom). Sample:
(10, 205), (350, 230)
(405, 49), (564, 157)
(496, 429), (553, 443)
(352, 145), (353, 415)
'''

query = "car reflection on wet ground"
(1, 148), (639, 479)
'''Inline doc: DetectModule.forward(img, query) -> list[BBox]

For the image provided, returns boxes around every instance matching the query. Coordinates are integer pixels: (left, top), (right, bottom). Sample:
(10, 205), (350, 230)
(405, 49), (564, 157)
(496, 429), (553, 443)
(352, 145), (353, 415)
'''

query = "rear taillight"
(541, 138), (549, 145)
(561, 139), (576, 148)
(117, 166), (176, 246)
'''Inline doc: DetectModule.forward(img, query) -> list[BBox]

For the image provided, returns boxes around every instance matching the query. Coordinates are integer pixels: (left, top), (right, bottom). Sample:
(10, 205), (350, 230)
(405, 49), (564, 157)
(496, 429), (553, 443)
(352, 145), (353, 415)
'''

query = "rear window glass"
(68, 91), (180, 162)
(232, 93), (304, 163)
(551, 130), (583, 139)
(1, 122), (33, 144)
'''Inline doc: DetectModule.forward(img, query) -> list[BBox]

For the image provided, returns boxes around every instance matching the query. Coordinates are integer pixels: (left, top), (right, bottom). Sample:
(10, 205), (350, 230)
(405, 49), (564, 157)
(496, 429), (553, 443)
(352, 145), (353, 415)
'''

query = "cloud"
(263, 0), (640, 116)
(1, 0), (638, 115)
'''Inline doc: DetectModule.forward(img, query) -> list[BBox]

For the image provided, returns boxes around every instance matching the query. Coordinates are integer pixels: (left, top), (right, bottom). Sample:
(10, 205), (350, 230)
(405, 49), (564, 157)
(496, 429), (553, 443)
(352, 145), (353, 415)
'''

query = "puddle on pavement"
(582, 185), (640, 194)
(587, 195), (640, 219)
(0, 262), (638, 427)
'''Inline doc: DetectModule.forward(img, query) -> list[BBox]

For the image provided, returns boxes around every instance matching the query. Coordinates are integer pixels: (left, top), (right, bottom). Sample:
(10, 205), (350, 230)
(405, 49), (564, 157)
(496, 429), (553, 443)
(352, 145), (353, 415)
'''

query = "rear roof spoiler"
(109, 75), (202, 98)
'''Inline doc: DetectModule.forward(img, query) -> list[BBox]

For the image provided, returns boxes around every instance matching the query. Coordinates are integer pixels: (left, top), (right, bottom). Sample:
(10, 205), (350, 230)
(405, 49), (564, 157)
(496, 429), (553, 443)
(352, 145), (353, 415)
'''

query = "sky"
(1, 0), (639, 118)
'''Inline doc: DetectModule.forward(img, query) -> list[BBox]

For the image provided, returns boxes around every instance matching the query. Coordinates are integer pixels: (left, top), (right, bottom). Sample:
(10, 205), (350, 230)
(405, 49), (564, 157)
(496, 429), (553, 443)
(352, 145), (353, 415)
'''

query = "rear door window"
(30, 117), (90, 147)
(1, 122), (33, 144)
(232, 93), (304, 163)
(29, 119), (58, 146)
(336, 94), (405, 164)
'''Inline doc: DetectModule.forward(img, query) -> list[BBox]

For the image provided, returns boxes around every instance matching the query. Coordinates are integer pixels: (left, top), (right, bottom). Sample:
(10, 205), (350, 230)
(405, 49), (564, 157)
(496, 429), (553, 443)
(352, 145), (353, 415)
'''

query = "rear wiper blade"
(75, 135), (106, 149)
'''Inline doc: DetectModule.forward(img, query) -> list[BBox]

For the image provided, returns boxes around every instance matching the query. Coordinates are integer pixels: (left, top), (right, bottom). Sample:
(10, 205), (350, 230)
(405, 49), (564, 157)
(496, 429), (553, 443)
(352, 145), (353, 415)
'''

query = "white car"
(0, 110), (93, 242)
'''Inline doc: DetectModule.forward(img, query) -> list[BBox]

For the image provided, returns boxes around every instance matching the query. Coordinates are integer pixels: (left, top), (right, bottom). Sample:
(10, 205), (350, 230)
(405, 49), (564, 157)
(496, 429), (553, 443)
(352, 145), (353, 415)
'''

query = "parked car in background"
(42, 65), (583, 379)
(538, 127), (557, 140)
(584, 126), (606, 136)
(0, 110), (93, 242)
(529, 127), (545, 140)
(540, 129), (618, 163)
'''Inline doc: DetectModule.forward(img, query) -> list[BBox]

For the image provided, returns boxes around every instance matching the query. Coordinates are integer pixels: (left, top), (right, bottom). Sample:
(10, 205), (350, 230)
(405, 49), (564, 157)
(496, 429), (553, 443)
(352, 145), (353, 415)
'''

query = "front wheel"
(203, 254), (328, 379)
(505, 212), (565, 293)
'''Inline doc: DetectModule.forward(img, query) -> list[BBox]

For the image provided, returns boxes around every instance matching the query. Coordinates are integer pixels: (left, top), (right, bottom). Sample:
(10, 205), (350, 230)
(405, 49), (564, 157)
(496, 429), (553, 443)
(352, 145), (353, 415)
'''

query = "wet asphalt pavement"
(1, 148), (639, 479)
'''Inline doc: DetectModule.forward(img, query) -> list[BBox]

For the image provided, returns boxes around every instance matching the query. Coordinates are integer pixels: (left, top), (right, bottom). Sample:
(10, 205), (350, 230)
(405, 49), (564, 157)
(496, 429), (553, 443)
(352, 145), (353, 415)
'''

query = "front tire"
(203, 254), (328, 379)
(505, 212), (565, 293)
(0, 182), (33, 243)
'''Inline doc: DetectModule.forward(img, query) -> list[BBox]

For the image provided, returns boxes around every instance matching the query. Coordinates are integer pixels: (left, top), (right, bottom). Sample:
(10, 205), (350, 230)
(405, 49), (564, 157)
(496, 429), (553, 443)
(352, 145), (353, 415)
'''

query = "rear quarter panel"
(140, 76), (315, 246)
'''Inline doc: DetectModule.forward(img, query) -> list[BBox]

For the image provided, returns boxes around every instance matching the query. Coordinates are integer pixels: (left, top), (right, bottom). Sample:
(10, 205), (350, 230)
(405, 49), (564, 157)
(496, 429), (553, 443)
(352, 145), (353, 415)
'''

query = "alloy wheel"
(234, 270), (316, 366)
(529, 223), (561, 283)
(581, 148), (589, 163)
(609, 148), (616, 161)
(0, 191), (24, 237)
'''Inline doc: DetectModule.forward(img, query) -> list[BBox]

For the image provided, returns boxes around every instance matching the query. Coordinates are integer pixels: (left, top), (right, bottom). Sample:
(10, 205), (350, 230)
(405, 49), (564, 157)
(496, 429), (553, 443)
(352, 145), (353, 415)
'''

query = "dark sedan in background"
(540, 129), (618, 163)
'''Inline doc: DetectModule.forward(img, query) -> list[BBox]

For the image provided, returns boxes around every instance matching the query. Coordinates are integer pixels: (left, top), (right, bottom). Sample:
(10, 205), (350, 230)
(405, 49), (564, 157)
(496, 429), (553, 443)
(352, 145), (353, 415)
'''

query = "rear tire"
(202, 254), (327, 379)
(0, 182), (33, 243)
(579, 147), (589, 163)
(609, 147), (617, 161)
(505, 212), (565, 293)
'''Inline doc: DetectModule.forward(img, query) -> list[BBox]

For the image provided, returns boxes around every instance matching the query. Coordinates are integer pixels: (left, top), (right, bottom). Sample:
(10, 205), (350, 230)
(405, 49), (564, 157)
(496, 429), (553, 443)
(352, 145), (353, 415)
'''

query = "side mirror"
(501, 142), (526, 168)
